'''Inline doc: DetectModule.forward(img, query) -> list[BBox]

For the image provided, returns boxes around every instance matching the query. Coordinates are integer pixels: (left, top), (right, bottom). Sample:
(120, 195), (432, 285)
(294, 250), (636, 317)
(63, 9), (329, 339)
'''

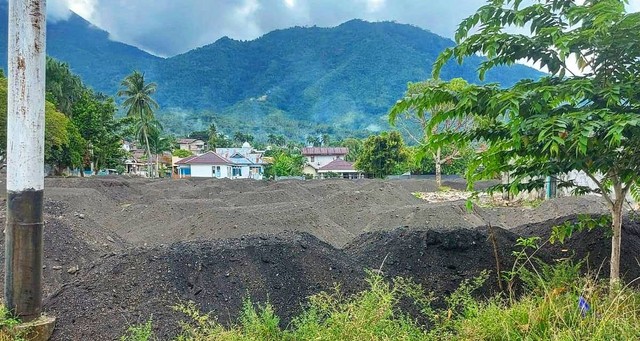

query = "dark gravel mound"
(345, 226), (520, 298)
(45, 233), (366, 340)
(514, 215), (640, 281)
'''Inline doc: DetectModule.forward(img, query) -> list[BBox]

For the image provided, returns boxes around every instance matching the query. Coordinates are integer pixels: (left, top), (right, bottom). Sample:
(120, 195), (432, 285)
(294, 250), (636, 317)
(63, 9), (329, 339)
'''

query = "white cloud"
(48, 0), (640, 57)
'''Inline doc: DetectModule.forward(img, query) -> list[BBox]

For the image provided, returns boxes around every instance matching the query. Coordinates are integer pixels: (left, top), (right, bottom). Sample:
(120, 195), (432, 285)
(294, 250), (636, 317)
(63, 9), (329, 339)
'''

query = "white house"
(175, 151), (264, 179)
(302, 147), (350, 178)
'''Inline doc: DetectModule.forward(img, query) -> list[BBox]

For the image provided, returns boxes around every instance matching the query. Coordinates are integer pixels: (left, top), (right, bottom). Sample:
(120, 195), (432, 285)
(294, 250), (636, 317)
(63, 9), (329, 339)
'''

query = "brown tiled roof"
(175, 151), (230, 165)
(318, 159), (356, 172)
(302, 147), (349, 156)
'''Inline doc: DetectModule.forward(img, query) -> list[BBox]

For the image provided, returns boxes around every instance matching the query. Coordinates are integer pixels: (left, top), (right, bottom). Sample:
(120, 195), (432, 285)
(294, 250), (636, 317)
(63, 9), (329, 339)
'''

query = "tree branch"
(586, 172), (614, 208)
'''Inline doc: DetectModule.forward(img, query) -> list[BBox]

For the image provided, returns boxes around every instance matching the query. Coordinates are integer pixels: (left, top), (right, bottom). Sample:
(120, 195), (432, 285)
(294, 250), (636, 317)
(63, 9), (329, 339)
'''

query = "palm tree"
(117, 71), (159, 177)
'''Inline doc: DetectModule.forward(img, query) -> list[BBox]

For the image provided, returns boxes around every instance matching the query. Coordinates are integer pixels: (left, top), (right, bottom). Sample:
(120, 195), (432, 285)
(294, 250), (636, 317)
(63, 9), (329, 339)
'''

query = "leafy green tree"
(0, 76), (84, 172)
(390, 78), (472, 187)
(173, 149), (193, 158)
(264, 151), (305, 178)
(321, 134), (331, 147)
(72, 91), (125, 174)
(188, 130), (209, 141)
(118, 71), (159, 177)
(306, 135), (322, 147)
(46, 57), (84, 116)
(339, 138), (364, 162)
(232, 131), (254, 145)
(44, 102), (86, 174)
(355, 131), (409, 178)
(397, 0), (640, 285)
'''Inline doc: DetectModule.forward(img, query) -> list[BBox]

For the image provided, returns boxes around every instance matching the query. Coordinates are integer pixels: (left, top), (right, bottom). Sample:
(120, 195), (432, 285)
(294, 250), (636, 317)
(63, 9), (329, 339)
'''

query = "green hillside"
(0, 9), (543, 139)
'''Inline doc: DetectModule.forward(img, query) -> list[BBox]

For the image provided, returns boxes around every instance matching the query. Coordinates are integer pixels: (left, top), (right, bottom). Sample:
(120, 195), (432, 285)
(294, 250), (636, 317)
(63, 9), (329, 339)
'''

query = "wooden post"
(5, 0), (47, 322)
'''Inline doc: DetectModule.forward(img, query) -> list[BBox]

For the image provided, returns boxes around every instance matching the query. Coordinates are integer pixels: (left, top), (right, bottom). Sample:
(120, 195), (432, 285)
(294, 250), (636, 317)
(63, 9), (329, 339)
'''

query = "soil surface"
(0, 176), (636, 340)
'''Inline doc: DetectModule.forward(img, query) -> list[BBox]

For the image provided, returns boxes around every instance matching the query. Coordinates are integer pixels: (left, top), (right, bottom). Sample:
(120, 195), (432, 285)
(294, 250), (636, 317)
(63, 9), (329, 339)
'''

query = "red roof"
(175, 151), (230, 165)
(302, 147), (349, 156)
(318, 159), (357, 172)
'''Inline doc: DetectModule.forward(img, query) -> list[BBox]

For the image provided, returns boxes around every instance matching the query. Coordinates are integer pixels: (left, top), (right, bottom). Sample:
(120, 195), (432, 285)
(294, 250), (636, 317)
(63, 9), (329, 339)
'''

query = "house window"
(310, 156), (315, 162)
(214, 166), (221, 177)
(232, 166), (242, 177)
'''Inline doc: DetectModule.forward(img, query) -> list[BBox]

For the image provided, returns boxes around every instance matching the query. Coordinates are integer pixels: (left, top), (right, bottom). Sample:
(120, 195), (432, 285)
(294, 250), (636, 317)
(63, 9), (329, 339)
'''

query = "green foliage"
(337, 138), (364, 162)
(72, 91), (125, 172)
(456, 261), (640, 341)
(46, 57), (84, 116)
(172, 149), (193, 158)
(118, 71), (160, 176)
(133, 259), (640, 341)
(120, 318), (155, 341)
(264, 151), (305, 178)
(173, 272), (430, 340)
(0, 305), (21, 340)
(407, 0), (640, 284)
(551, 215), (612, 244)
(355, 131), (409, 178)
(407, 145), (475, 176)
(233, 132), (254, 145)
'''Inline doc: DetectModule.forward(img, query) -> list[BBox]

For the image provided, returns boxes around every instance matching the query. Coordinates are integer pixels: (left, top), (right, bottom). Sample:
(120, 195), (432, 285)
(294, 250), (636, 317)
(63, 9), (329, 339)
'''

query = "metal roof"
(301, 147), (349, 156)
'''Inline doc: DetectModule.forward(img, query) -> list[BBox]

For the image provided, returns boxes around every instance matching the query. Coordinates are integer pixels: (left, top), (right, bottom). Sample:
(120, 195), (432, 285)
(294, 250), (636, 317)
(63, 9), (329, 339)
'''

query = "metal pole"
(5, 0), (46, 322)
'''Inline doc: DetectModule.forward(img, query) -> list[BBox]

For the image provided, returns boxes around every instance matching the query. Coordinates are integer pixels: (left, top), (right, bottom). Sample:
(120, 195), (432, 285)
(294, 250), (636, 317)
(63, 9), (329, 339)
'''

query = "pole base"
(12, 315), (55, 341)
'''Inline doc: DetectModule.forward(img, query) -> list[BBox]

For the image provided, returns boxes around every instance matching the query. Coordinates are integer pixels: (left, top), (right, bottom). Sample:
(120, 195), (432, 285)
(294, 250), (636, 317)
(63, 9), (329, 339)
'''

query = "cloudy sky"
(48, 0), (640, 57)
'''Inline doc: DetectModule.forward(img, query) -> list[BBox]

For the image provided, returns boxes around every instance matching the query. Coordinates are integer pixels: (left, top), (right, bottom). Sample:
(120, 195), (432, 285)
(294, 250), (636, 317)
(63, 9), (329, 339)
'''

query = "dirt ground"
(0, 176), (637, 340)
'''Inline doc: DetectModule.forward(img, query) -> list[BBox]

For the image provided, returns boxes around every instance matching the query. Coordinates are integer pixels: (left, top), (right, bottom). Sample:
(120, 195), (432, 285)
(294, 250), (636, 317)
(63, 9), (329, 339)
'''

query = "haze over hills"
(0, 6), (543, 139)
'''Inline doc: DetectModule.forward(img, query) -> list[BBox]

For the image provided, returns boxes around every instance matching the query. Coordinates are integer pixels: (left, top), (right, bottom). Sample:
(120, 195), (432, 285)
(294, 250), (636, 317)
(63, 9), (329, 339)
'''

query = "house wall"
(303, 165), (318, 177)
(306, 155), (341, 169)
(191, 164), (214, 177)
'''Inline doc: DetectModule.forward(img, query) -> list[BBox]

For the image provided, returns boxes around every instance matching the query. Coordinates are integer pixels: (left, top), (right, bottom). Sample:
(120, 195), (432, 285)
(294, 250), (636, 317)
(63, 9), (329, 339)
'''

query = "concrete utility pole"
(5, 0), (47, 321)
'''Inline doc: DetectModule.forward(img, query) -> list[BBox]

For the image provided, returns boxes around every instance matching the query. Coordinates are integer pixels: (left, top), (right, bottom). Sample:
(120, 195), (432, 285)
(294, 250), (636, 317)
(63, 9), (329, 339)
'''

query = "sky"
(48, 0), (640, 58)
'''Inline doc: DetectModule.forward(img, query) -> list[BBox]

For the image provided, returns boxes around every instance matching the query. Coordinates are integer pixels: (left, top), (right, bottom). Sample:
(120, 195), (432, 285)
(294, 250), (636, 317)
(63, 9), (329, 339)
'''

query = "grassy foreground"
(117, 261), (640, 341)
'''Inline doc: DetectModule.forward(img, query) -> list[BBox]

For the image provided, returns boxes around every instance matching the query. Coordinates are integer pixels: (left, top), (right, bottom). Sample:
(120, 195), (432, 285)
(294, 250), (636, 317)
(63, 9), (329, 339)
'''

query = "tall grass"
(122, 260), (640, 340)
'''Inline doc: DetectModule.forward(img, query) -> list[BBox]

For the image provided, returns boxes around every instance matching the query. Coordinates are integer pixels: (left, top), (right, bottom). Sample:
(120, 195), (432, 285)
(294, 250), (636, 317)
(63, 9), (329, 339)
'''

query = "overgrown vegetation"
(393, 0), (640, 286)
(124, 253), (640, 341)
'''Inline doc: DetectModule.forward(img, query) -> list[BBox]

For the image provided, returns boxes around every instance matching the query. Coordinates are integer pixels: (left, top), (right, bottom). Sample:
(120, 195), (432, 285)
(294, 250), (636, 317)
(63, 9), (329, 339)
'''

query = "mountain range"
(0, 4), (543, 140)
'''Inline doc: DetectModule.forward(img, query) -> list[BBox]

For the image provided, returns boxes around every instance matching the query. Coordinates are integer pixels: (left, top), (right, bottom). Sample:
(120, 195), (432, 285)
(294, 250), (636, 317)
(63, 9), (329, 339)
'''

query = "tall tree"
(306, 135), (322, 147)
(72, 91), (125, 174)
(45, 57), (84, 116)
(390, 78), (472, 187)
(118, 71), (159, 177)
(395, 0), (640, 285)
(355, 131), (409, 178)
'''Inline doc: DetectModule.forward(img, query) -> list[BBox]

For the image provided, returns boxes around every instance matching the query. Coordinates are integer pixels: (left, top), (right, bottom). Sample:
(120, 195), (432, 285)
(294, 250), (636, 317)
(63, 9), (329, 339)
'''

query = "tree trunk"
(610, 198), (624, 286)
(144, 130), (153, 178)
(435, 147), (442, 188)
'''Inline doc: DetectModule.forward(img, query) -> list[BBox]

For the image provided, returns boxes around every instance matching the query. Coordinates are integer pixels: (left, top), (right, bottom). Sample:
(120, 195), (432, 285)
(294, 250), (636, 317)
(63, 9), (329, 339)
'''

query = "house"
(177, 138), (206, 154)
(216, 142), (265, 165)
(317, 158), (364, 179)
(302, 147), (351, 178)
(175, 151), (264, 179)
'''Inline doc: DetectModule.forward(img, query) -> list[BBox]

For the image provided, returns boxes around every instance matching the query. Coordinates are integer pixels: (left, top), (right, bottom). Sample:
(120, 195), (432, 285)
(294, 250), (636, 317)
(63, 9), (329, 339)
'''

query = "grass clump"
(453, 261), (640, 340)
(120, 317), (156, 341)
(173, 271), (430, 340)
(124, 248), (640, 340)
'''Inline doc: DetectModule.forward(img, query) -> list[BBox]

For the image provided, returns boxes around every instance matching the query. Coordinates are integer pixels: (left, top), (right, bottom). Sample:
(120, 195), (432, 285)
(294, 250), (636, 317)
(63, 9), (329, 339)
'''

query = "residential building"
(177, 138), (206, 154)
(317, 159), (364, 179)
(175, 151), (264, 179)
(302, 147), (352, 178)
(216, 142), (265, 165)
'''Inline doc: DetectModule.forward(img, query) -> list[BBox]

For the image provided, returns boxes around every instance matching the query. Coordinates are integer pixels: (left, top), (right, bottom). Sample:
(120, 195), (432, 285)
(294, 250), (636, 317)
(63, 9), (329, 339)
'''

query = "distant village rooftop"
(302, 147), (349, 156)
(175, 151), (230, 165)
